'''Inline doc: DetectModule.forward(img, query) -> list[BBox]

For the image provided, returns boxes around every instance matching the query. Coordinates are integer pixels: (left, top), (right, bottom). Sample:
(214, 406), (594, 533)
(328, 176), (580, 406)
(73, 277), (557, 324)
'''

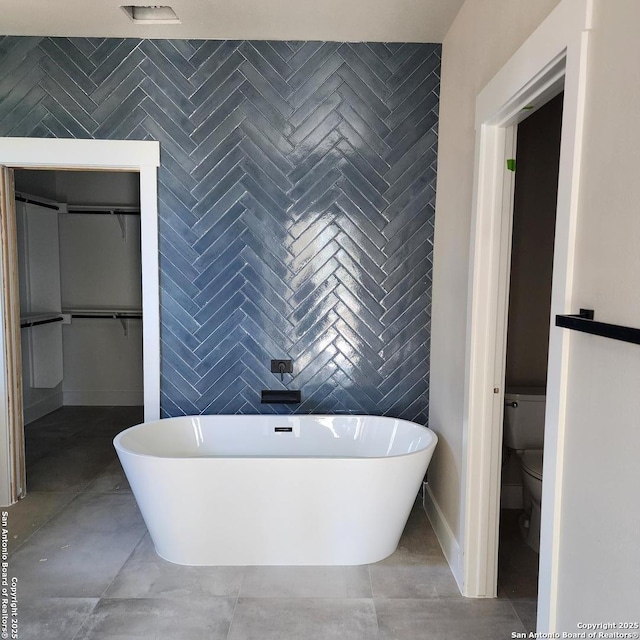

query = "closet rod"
(20, 316), (63, 329)
(65, 209), (140, 215)
(15, 195), (59, 211)
(71, 313), (142, 319)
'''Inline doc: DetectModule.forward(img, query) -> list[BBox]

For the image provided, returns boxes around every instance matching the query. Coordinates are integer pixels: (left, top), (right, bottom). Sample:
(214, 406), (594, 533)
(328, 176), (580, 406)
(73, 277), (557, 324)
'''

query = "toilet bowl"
(518, 449), (543, 553)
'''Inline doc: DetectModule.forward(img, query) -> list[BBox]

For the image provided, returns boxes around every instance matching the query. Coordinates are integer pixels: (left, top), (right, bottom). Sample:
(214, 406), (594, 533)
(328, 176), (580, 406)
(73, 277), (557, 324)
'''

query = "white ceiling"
(0, 0), (465, 42)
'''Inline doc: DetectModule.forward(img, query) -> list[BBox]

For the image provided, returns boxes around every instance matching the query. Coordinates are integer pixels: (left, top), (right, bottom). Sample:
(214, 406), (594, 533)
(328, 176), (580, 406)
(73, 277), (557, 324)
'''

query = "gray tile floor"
(5, 407), (534, 639)
(498, 510), (540, 633)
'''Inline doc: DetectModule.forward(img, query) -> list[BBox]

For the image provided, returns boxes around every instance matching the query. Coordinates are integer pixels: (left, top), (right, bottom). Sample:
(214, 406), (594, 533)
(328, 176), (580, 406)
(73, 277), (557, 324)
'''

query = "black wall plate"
(270, 359), (293, 374)
(261, 390), (301, 404)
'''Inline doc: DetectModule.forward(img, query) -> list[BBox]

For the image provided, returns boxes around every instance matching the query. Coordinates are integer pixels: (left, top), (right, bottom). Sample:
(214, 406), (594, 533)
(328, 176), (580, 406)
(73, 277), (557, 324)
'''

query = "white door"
(0, 166), (26, 505)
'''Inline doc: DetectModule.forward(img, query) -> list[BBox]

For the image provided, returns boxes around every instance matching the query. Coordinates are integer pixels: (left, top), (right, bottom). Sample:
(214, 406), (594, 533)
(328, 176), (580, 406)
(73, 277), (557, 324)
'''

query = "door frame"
(0, 137), (160, 506)
(461, 0), (592, 630)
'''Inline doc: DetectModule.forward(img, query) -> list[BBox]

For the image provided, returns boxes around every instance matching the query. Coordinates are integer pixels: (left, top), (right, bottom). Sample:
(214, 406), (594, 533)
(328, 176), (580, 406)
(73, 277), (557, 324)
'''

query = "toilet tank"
(503, 387), (546, 450)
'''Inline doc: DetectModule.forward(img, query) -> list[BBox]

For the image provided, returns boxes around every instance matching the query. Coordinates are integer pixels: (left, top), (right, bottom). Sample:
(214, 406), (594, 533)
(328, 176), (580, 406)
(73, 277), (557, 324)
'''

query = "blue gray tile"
(0, 37), (439, 422)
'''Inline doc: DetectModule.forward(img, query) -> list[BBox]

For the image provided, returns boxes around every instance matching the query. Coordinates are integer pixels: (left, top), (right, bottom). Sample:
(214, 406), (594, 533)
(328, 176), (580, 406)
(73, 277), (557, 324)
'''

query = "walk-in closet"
(14, 169), (143, 492)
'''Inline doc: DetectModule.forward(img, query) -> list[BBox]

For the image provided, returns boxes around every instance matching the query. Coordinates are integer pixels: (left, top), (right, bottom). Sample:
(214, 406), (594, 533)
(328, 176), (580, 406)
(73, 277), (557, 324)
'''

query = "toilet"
(503, 388), (545, 553)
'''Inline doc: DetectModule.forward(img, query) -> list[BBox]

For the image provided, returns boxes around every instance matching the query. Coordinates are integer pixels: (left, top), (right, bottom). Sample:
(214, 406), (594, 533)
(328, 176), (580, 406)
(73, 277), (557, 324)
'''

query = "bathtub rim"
(113, 413), (438, 462)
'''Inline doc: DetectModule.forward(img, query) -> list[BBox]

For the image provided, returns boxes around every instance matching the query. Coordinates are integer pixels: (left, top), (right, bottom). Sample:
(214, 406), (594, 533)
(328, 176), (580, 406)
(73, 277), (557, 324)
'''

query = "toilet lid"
(521, 450), (543, 480)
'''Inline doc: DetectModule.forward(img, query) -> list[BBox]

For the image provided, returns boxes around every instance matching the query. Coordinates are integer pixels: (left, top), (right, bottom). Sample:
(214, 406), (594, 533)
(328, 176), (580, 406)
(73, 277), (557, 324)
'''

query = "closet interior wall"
(15, 169), (143, 423)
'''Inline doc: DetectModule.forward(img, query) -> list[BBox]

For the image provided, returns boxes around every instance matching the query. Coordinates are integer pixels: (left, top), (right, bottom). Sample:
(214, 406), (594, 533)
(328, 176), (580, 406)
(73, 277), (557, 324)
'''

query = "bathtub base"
(119, 455), (428, 566)
(114, 414), (437, 566)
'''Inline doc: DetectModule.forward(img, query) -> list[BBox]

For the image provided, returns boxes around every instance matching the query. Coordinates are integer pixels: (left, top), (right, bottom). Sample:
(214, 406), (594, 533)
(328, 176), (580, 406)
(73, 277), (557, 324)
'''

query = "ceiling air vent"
(121, 6), (181, 24)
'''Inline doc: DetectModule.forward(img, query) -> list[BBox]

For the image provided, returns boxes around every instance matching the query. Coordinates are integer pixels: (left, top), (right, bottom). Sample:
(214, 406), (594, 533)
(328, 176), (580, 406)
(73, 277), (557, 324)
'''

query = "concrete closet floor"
(6, 407), (533, 639)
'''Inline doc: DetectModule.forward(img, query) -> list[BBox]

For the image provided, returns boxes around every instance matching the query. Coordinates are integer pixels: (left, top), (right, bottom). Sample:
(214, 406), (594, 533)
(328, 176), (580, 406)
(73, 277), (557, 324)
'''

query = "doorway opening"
(14, 168), (144, 494)
(0, 136), (160, 507)
(497, 93), (564, 632)
(460, 1), (591, 631)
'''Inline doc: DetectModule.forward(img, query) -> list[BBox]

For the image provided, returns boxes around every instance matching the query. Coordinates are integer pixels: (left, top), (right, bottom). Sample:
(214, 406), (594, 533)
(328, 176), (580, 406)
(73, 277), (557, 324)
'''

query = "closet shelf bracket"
(114, 211), (126, 240)
(63, 309), (142, 337)
(119, 316), (129, 338)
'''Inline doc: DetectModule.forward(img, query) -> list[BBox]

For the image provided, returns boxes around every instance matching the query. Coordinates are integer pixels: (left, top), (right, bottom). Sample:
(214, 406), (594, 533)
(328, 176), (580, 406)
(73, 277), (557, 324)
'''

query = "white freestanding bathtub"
(114, 414), (437, 566)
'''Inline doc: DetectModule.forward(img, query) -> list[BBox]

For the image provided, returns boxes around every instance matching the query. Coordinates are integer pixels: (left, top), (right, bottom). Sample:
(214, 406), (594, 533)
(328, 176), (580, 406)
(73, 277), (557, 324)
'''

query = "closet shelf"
(63, 307), (142, 319)
(20, 312), (64, 329)
(63, 205), (140, 215)
(62, 205), (140, 239)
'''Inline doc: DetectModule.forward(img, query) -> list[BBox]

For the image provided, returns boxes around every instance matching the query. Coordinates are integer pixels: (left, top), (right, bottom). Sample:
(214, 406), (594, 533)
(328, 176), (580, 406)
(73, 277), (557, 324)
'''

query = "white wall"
(14, 170), (57, 201)
(61, 318), (143, 406)
(554, 0), (640, 625)
(0, 0), (465, 43)
(56, 171), (139, 208)
(59, 213), (142, 310)
(430, 0), (640, 624)
(15, 187), (64, 423)
(20, 334), (63, 423)
(59, 209), (143, 405)
(428, 0), (562, 546)
(15, 169), (143, 411)
(58, 172), (143, 406)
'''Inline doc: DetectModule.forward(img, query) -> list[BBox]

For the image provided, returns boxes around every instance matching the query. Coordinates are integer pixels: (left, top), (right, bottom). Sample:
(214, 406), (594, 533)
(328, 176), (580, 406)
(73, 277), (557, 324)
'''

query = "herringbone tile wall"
(0, 37), (440, 422)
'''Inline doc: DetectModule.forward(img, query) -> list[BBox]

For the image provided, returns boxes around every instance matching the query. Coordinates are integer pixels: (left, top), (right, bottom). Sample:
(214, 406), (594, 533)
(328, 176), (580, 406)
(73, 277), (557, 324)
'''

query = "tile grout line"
(508, 597), (536, 634)
(8, 490), (82, 558)
(69, 599), (101, 640)
(98, 526), (148, 600)
(224, 567), (245, 640)
(68, 516), (148, 639)
(367, 563), (383, 638)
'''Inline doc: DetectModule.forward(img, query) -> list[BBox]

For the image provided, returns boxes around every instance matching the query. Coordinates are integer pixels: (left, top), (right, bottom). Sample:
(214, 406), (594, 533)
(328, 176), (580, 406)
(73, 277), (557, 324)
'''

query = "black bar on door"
(555, 309), (640, 346)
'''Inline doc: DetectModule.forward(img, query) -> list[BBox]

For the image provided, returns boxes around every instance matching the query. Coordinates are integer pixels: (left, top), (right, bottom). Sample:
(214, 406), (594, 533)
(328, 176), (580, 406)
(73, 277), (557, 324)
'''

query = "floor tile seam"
(372, 595), (444, 603)
(97, 594), (241, 600)
(76, 458), (123, 494)
(83, 489), (133, 495)
(507, 596), (534, 633)
(88, 595), (238, 602)
(233, 596), (377, 602)
(70, 598), (101, 640)
(371, 596), (534, 627)
(366, 562), (373, 598)
(224, 583), (242, 640)
(370, 594), (383, 638)
(98, 527), (148, 600)
(234, 594), (374, 600)
(7, 490), (81, 558)
(373, 553), (451, 565)
(372, 596), (466, 603)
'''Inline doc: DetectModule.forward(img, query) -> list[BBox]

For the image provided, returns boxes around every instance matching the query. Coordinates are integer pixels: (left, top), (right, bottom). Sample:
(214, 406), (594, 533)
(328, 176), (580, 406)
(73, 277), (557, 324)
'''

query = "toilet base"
(518, 505), (540, 553)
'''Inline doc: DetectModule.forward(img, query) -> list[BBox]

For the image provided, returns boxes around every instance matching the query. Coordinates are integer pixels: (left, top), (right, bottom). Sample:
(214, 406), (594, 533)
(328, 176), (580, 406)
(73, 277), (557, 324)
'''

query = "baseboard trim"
(24, 392), (63, 424)
(63, 389), (144, 406)
(423, 482), (464, 593)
